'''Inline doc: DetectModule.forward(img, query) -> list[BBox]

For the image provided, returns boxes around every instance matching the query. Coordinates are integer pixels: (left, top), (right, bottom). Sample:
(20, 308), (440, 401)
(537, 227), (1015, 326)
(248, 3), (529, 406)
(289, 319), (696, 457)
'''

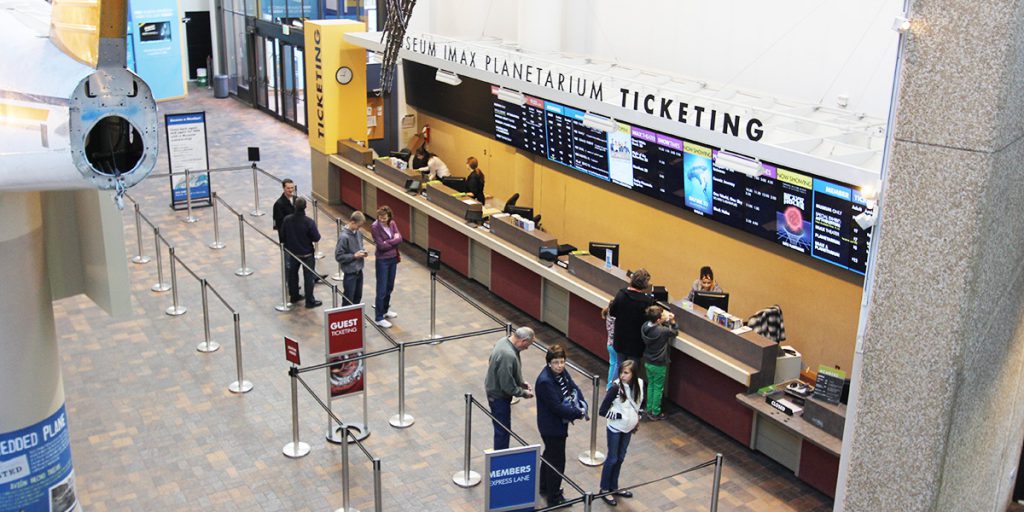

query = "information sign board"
(484, 445), (540, 512)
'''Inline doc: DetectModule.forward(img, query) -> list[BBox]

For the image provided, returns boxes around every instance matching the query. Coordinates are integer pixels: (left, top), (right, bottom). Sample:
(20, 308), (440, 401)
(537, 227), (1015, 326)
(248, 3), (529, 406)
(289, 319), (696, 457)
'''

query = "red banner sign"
(285, 337), (300, 365)
(325, 305), (364, 356)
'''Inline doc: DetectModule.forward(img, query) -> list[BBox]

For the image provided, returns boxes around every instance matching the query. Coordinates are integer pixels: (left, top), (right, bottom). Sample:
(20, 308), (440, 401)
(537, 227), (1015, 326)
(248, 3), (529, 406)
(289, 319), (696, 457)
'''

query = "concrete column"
(0, 192), (79, 510)
(837, 1), (1024, 510)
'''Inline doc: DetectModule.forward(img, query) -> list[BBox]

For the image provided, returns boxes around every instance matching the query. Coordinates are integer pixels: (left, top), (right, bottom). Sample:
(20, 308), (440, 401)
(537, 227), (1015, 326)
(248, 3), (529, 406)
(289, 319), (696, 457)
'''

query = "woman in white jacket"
(598, 360), (644, 506)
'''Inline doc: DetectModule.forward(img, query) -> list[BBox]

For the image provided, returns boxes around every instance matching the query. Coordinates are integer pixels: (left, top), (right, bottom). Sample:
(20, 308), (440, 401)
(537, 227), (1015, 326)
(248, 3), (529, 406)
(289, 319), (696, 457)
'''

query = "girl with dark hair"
(598, 360), (644, 506)
(534, 344), (587, 507)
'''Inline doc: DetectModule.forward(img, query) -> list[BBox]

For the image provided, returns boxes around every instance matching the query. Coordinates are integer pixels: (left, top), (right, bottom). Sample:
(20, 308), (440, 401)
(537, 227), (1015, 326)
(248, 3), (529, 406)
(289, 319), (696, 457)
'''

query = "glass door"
(279, 43), (296, 124)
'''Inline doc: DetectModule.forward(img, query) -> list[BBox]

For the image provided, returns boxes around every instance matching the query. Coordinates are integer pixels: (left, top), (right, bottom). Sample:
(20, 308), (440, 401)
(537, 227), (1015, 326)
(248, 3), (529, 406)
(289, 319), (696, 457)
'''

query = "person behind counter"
(641, 305), (677, 421)
(465, 156), (486, 203)
(371, 206), (403, 328)
(610, 269), (655, 372)
(410, 145), (450, 180)
(686, 265), (723, 302)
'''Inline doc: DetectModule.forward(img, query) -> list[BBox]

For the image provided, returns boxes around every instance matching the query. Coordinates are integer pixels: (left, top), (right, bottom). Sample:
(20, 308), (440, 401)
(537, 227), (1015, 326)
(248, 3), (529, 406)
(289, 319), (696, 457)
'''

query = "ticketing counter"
(306, 37), (851, 496)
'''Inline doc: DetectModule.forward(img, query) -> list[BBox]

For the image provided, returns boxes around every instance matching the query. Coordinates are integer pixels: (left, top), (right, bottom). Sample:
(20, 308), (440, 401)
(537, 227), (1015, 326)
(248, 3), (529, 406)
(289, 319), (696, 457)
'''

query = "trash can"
(196, 67), (208, 87)
(213, 75), (230, 98)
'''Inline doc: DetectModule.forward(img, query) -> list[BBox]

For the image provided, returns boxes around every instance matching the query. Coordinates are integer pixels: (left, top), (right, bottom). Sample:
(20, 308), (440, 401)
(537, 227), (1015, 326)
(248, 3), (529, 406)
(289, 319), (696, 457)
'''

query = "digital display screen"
(486, 84), (872, 274)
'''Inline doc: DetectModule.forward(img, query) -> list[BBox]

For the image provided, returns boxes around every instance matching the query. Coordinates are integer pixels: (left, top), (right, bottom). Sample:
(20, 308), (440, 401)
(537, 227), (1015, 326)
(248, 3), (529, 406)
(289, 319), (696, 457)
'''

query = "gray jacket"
(485, 337), (527, 400)
(334, 226), (365, 274)
(641, 320), (678, 366)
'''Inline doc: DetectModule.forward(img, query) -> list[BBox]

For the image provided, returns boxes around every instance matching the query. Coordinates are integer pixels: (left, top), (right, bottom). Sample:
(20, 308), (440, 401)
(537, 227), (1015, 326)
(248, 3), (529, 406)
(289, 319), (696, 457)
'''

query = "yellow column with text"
(304, 19), (367, 154)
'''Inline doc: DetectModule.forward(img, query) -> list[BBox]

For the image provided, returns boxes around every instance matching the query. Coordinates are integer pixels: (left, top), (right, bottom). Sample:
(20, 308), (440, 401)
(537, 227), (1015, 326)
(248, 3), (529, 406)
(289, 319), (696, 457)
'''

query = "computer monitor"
(538, 245), (558, 262)
(464, 209), (483, 224)
(652, 286), (669, 302)
(588, 242), (620, 267)
(404, 178), (421, 193)
(692, 291), (729, 312)
(507, 205), (534, 219)
(441, 176), (468, 193)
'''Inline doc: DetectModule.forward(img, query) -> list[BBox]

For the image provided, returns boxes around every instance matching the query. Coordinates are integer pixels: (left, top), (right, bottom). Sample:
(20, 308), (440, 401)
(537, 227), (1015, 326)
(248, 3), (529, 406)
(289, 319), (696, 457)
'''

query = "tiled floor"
(54, 85), (833, 511)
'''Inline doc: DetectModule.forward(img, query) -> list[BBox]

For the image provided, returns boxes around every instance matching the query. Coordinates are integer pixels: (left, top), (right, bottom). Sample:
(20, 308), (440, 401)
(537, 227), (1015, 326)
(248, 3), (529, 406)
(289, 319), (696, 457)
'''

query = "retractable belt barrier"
(454, 393), (725, 512)
(124, 194), (253, 394)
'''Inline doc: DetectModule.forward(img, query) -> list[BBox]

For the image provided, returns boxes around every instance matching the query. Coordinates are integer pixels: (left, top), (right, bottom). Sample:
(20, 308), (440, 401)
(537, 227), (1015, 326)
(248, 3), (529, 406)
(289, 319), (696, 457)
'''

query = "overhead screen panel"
(402, 61), (871, 275)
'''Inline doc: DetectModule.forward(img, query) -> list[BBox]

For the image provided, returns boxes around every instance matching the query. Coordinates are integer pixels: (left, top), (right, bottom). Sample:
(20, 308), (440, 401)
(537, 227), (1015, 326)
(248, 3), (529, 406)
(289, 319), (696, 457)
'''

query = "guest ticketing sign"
(490, 87), (873, 275)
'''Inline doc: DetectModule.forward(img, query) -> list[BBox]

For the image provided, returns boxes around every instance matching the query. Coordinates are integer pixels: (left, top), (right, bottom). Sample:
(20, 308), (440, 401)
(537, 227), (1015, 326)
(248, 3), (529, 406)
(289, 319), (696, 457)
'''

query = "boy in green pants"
(641, 305), (677, 421)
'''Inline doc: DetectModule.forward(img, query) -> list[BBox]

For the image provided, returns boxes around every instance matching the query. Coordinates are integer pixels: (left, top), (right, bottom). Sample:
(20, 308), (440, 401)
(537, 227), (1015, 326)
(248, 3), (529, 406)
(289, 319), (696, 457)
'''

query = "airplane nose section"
(68, 67), (158, 190)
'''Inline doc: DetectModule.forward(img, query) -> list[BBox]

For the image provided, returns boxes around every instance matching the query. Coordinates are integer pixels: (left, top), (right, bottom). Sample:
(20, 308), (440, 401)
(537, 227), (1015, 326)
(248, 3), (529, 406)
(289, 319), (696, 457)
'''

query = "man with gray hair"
(485, 326), (535, 450)
(334, 211), (368, 305)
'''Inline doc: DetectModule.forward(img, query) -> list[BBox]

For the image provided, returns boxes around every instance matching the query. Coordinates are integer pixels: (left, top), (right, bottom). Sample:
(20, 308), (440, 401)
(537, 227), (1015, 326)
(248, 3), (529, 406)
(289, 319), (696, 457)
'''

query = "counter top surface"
(329, 153), (762, 387)
(735, 393), (843, 457)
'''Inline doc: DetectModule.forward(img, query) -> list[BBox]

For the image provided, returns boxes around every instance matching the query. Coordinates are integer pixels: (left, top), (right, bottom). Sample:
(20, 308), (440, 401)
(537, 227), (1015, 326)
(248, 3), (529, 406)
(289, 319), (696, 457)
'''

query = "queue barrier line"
(454, 393), (588, 499)
(126, 195), (253, 393)
(285, 371), (383, 512)
(457, 393), (725, 511)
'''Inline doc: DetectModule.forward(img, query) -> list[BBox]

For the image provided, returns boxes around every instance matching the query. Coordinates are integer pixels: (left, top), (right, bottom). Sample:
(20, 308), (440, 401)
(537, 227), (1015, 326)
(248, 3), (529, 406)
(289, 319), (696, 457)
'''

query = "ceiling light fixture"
(714, 151), (764, 177)
(496, 87), (525, 105)
(892, 16), (911, 33)
(435, 69), (462, 86)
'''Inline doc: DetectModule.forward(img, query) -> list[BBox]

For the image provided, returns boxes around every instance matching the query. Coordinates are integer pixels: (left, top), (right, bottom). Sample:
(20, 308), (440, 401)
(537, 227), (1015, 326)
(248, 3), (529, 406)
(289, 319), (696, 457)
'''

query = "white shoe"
(375, 319), (393, 328)
(384, 311), (398, 319)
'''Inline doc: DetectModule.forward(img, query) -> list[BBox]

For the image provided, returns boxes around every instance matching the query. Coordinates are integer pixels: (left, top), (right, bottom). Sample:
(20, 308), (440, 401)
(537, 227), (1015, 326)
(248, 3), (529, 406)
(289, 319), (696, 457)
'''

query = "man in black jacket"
(281, 198), (322, 308)
(273, 179), (296, 241)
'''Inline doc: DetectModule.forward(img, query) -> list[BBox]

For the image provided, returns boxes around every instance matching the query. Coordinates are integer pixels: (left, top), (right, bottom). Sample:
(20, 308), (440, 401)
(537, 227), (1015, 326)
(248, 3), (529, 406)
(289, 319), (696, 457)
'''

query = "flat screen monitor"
(465, 209), (483, 224)
(692, 291), (729, 312)
(507, 206), (534, 219)
(588, 242), (620, 267)
(441, 176), (468, 193)
(538, 245), (558, 262)
(652, 285), (669, 302)
(404, 179), (421, 193)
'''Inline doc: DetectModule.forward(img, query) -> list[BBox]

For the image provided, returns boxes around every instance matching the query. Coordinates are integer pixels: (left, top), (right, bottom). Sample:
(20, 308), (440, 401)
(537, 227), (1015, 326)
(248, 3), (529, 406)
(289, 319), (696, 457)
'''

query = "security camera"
(854, 211), (876, 230)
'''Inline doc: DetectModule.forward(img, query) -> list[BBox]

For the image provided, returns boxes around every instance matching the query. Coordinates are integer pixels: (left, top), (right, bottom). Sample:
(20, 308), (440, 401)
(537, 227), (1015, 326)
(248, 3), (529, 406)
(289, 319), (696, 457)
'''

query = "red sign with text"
(325, 305), (364, 355)
(285, 337), (300, 365)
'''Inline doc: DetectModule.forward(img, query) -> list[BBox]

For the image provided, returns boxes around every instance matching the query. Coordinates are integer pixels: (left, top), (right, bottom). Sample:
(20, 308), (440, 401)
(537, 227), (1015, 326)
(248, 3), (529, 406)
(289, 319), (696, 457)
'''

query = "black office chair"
(533, 214), (542, 230)
(503, 193), (520, 214)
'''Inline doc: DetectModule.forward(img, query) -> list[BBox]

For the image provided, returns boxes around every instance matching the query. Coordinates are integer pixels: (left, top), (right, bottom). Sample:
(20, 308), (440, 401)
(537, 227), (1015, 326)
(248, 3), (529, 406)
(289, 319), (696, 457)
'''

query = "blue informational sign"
(0, 404), (78, 512)
(128, 0), (186, 100)
(484, 445), (540, 512)
(165, 112), (212, 208)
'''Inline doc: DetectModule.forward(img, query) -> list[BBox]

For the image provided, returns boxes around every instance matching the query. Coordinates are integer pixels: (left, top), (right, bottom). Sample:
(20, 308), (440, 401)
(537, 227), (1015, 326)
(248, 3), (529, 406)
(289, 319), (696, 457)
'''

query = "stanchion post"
(583, 493), (593, 512)
(131, 203), (150, 263)
(250, 163), (265, 216)
(312, 198), (324, 259)
(331, 219), (343, 282)
(275, 245), (292, 312)
(579, 373), (606, 466)
(209, 191), (225, 249)
(506, 322), (513, 338)
(372, 457), (383, 512)
(335, 428), (358, 512)
(165, 247), (187, 316)
(282, 368), (311, 458)
(228, 312), (253, 393)
(196, 279), (220, 353)
(389, 343), (414, 428)
(710, 453), (723, 512)
(429, 271), (441, 341)
(151, 227), (170, 292)
(182, 169), (198, 223)
(235, 213), (253, 276)
(332, 285), (340, 308)
(452, 393), (481, 487)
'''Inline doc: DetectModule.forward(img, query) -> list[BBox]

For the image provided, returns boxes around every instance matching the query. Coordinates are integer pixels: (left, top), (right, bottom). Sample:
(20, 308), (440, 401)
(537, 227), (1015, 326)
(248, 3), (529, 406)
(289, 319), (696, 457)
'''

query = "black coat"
(273, 194), (295, 233)
(610, 288), (655, 358)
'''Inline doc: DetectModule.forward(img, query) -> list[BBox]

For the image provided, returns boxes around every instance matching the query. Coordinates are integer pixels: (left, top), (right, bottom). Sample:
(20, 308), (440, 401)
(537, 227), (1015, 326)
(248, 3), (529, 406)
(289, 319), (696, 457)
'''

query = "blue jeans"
(488, 397), (512, 450)
(342, 270), (363, 306)
(600, 428), (632, 491)
(607, 345), (619, 390)
(374, 257), (398, 321)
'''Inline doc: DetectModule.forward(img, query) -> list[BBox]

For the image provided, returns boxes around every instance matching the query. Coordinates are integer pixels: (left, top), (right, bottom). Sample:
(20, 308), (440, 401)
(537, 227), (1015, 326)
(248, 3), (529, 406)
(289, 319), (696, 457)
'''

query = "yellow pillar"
(304, 19), (368, 155)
